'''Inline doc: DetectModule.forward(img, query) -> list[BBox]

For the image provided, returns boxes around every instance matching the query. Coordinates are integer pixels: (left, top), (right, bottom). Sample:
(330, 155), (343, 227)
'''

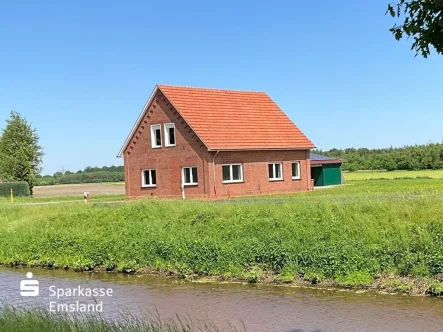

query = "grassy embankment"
(1, 179), (443, 295)
(0, 306), (223, 332)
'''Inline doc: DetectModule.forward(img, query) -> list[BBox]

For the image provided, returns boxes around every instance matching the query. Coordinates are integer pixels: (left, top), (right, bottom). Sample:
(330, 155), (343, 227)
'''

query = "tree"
(0, 111), (43, 195)
(53, 171), (64, 179)
(387, 1), (443, 57)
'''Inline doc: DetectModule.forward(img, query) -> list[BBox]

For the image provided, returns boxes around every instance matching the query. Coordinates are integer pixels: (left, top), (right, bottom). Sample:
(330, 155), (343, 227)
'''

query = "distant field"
(33, 182), (125, 198)
(344, 169), (443, 181)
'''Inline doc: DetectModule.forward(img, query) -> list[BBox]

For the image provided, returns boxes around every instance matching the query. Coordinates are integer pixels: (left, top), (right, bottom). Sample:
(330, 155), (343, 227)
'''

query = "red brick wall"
(123, 91), (312, 199)
(123, 90), (211, 199)
(207, 150), (312, 199)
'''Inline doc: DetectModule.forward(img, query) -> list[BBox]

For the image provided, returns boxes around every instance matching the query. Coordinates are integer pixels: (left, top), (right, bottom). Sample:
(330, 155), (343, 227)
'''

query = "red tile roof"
(157, 85), (315, 150)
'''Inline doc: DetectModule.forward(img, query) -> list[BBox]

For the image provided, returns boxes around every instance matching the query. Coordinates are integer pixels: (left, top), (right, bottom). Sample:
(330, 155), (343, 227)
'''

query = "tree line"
(37, 166), (124, 186)
(315, 142), (443, 172)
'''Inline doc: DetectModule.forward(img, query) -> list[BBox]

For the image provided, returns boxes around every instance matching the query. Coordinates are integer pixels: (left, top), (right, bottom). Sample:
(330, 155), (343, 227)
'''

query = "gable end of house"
(117, 85), (208, 157)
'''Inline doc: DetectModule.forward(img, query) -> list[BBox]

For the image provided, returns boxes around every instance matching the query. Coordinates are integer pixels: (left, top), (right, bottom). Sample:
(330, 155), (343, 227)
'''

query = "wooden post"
(10, 188), (13, 203)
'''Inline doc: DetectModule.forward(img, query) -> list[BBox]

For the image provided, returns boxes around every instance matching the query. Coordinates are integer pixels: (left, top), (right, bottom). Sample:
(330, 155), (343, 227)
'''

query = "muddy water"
(1, 267), (442, 332)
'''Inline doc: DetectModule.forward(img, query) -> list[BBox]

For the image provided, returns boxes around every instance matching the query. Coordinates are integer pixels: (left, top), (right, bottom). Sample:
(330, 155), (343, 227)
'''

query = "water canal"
(1, 267), (442, 332)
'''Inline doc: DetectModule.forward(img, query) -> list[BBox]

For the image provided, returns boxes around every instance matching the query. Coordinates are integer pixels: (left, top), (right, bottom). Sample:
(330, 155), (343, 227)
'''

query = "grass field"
(344, 169), (443, 181)
(0, 183), (126, 204)
(1, 179), (443, 294)
(34, 183), (125, 198)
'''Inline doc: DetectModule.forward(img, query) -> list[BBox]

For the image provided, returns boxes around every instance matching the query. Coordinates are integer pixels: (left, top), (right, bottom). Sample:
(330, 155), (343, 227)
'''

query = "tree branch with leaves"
(387, 0), (443, 57)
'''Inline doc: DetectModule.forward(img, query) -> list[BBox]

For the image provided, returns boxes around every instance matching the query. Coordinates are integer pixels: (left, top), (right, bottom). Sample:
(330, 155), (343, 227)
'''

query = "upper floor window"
(182, 167), (198, 186)
(151, 125), (161, 148)
(269, 162), (283, 181)
(141, 169), (156, 187)
(292, 161), (301, 180)
(222, 164), (243, 183)
(164, 123), (176, 147)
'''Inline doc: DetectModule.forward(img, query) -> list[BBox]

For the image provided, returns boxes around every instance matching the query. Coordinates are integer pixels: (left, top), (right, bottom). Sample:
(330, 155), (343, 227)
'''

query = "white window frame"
(150, 124), (162, 148)
(222, 164), (243, 183)
(182, 167), (198, 186)
(141, 169), (157, 188)
(292, 161), (301, 180)
(164, 123), (176, 147)
(268, 162), (283, 181)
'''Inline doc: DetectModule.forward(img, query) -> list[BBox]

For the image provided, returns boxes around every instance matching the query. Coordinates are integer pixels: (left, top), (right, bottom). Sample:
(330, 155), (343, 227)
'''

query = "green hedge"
(0, 182), (30, 197)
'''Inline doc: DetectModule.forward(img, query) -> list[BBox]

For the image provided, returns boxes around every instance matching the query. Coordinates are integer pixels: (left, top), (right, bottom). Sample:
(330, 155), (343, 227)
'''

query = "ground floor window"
(141, 169), (156, 187)
(268, 163), (283, 181)
(222, 164), (243, 183)
(292, 161), (301, 179)
(182, 167), (198, 186)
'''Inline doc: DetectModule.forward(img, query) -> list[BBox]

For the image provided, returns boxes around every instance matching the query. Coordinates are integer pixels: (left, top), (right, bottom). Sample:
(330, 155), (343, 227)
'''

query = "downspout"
(306, 150), (312, 191)
(212, 150), (220, 197)
(181, 168), (186, 199)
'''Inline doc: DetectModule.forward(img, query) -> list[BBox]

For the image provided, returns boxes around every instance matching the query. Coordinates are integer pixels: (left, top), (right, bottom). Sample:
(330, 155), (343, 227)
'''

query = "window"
(222, 164), (243, 183)
(268, 163), (283, 181)
(182, 167), (198, 186)
(151, 125), (161, 148)
(164, 123), (176, 147)
(292, 161), (301, 180)
(142, 169), (156, 187)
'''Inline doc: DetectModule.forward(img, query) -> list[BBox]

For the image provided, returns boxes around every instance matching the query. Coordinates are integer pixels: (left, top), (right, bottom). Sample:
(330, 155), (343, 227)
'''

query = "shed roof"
(310, 153), (343, 165)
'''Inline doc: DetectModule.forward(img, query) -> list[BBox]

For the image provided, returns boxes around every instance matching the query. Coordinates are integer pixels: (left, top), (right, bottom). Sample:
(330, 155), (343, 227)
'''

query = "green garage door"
(322, 164), (342, 186)
(311, 166), (323, 187)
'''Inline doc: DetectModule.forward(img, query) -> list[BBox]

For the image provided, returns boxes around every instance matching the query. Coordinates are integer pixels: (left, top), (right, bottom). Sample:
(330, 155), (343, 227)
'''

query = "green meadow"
(1, 179), (443, 294)
(0, 193), (125, 205)
(344, 169), (443, 181)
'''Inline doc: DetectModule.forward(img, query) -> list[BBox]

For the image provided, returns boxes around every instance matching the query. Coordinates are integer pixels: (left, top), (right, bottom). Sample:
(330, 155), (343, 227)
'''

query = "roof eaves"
(207, 146), (316, 151)
(310, 159), (343, 165)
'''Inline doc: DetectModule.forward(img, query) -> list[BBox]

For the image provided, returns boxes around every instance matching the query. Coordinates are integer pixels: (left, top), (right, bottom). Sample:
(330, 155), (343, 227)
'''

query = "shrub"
(336, 271), (374, 288)
(0, 181), (30, 197)
(380, 279), (413, 293)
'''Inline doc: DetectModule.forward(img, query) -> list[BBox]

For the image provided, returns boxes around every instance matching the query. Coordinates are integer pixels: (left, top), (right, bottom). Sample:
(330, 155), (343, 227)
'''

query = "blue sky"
(1, 1), (442, 175)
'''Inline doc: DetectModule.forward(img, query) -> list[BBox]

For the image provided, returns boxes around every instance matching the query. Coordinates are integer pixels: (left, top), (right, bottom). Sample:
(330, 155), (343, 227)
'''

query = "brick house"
(117, 84), (315, 199)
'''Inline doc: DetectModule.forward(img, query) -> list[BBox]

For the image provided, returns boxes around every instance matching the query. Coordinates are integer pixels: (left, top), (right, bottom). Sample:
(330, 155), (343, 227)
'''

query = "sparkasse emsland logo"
(20, 272), (39, 297)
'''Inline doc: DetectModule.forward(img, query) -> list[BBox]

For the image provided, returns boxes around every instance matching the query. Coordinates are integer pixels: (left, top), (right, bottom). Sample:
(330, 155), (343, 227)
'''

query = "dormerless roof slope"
(118, 84), (315, 157)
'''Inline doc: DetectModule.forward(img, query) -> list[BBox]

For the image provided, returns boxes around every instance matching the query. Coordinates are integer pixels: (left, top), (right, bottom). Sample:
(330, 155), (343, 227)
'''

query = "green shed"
(310, 153), (343, 187)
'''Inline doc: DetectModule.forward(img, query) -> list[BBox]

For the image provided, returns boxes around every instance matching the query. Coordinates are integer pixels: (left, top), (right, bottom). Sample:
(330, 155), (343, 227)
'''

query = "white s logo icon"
(20, 272), (39, 297)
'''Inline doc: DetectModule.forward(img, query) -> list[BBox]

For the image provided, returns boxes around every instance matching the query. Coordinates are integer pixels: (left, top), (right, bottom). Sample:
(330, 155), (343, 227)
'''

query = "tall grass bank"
(0, 306), (221, 332)
(1, 179), (443, 295)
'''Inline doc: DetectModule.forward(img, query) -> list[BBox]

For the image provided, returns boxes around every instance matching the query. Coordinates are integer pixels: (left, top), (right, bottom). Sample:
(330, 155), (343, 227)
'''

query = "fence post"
(10, 188), (13, 203)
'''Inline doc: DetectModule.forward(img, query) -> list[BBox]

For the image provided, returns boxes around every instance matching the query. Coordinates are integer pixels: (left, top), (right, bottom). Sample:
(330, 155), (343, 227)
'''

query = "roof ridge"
(157, 84), (266, 94)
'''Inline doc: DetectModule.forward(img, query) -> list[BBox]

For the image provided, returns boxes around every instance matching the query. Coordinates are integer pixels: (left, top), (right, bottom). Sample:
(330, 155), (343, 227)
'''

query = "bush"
(0, 181), (30, 197)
